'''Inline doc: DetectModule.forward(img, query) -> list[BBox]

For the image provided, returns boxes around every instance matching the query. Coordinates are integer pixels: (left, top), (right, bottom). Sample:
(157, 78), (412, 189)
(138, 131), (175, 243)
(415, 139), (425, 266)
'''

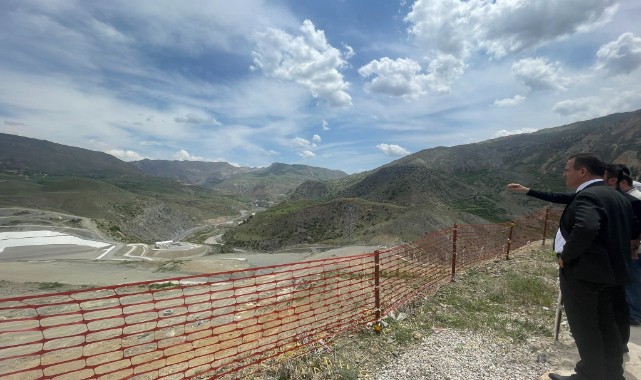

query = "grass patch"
(153, 260), (183, 273)
(428, 251), (557, 341)
(37, 282), (67, 290)
(149, 282), (178, 290)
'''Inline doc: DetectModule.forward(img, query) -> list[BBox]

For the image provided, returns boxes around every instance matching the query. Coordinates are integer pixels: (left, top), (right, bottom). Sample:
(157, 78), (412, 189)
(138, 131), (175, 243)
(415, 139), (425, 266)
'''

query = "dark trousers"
(612, 285), (630, 348)
(560, 269), (624, 380)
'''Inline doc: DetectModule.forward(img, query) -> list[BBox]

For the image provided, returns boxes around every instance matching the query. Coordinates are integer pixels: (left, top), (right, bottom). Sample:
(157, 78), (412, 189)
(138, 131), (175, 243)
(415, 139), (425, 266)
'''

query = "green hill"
(224, 109), (641, 250)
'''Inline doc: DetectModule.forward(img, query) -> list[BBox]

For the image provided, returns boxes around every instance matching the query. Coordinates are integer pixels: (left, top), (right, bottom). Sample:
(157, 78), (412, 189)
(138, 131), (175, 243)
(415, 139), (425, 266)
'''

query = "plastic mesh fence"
(0, 207), (561, 379)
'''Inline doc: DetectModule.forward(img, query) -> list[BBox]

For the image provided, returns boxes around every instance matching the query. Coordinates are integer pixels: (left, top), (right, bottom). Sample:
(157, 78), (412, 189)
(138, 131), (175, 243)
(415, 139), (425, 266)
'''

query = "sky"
(1, 1), (641, 174)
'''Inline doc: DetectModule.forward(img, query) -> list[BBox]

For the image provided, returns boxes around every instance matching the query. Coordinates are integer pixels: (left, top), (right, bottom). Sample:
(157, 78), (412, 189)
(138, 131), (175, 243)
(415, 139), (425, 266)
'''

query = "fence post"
(451, 224), (457, 282)
(542, 207), (550, 246)
(505, 222), (515, 260)
(374, 250), (382, 334)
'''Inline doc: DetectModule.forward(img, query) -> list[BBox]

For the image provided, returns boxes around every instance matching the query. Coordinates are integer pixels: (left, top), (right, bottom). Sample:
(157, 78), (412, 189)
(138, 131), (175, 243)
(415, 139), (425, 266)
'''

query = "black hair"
(569, 153), (605, 177)
(605, 163), (623, 184)
(618, 164), (634, 186)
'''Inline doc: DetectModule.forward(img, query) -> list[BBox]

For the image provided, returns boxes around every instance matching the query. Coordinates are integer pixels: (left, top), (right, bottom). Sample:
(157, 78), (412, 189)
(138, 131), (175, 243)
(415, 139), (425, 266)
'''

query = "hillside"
(130, 159), (257, 186)
(131, 160), (347, 202)
(0, 134), (348, 243)
(206, 162), (347, 201)
(0, 133), (142, 178)
(0, 171), (246, 243)
(0, 134), (248, 242)
(225, 109), (641, 250)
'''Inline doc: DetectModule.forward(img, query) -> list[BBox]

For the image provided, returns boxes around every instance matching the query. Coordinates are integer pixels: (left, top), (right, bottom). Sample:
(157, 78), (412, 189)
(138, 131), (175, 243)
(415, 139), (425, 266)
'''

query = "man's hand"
(558, 258), (564, 268)
(507, 183), (530, 193)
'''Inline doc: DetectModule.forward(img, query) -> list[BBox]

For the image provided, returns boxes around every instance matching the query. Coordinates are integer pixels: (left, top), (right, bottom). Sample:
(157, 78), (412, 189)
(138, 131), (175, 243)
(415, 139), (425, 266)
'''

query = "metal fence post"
(505, 222), (515, 260)
(374, 250), (382, 334)
(542, 207), (550, 246)
(451, 224), (457, 282)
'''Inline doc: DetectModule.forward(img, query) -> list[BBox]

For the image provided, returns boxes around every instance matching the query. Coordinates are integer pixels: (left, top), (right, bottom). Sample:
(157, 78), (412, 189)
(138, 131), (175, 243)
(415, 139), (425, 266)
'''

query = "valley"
(0, 207), (377, 297)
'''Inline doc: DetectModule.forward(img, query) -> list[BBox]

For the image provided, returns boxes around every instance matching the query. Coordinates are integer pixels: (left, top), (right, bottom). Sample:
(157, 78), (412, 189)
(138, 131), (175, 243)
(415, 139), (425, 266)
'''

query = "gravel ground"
(372, 327), (641, 380)
(374, 328), (548, 380)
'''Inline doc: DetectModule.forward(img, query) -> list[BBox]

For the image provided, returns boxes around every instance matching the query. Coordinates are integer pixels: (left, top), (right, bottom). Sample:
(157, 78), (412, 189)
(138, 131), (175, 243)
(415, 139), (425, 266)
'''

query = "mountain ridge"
(0, 133), (350, 242)
(225, 109), (641, 249)
(2, 109), (640, 247)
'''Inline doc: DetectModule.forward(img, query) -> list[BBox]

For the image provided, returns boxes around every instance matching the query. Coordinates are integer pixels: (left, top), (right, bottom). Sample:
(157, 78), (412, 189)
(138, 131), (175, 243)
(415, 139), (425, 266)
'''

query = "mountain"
(130, 159), (257, 186)
(0, 133), (349, 242)
(131, 160), (348, 202)
(3, 109), (640, 248)
(224, 109), (641, 250)
(211, 162), (348, 201)
(0, 134), (247, 242)
(0, 133), (142, 178)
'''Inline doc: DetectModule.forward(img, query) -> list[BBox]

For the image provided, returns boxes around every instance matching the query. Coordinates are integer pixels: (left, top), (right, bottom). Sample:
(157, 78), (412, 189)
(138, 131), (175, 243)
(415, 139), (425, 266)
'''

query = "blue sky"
(1, 0), (641, 174)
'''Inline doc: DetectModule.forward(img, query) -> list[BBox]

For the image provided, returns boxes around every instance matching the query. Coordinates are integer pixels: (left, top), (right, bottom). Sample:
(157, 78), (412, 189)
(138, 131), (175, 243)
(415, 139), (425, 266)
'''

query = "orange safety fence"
(0, 207), (562, 379)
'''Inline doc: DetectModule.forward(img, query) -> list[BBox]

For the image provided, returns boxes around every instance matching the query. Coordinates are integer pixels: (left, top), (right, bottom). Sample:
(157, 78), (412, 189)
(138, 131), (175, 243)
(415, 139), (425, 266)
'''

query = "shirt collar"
(576, 179), (603, 192)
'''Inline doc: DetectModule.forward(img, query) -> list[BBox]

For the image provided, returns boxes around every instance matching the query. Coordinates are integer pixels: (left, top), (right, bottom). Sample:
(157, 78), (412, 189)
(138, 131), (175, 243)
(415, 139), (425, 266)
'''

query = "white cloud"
(291, 136), (318, 158)
(512, 57), (569, 91)
(174, 112), (222, 125)
(553, 97), (599, 118)
(424, 54), (466, 94)
(104, 0), (286, 54)
(343, 43), (355, 59)
(596, 32), (641, 75)
(494, 95), (526, 107)
(358, 54), (466, 97)
(90, 19), (131, 44)
(292, 137), (316, 150)
(405, 0), (617, 58)
(553, 90), (641, 119)
(404, 0), (618, 88)
(475, 0), (618, 58)
(377, 143), (410, 156)
(1, 1), (638, 175)
(173, 149), (205, 161)
(494, 128), (537, 137)
(405, 0), (474, 58)
(251, 19), (352, 107)
(107, 149), (145, 161)
(359, 57), (429, 98)
(312, 134), (321, 143)
(299, 150), (316, 158)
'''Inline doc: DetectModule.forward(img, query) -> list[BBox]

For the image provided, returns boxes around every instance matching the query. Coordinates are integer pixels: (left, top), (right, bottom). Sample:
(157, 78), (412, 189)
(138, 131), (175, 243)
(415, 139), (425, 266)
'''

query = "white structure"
(0, 231), (111, 253)
(154, 240), (174, 249)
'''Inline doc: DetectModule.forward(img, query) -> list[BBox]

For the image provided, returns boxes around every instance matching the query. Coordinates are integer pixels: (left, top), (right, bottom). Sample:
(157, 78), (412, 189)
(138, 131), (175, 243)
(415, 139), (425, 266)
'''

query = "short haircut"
(569, 153), (605, 176)
(605, 163), (623, 183)
(618, 164), (634, 186)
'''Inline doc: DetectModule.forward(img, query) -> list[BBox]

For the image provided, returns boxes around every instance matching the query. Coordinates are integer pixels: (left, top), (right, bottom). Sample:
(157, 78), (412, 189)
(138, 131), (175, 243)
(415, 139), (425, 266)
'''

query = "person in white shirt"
(619, 166), (641, 200)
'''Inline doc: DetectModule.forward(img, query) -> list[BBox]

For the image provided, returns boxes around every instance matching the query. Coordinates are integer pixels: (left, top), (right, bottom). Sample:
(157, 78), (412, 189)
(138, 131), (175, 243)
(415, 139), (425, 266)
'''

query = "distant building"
(154, 240), (174, 249)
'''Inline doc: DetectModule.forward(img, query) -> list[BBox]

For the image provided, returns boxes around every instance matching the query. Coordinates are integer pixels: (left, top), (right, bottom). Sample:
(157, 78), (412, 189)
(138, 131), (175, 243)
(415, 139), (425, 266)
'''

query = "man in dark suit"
(508, 162), (641, 358)
(548, 154), (633, 380)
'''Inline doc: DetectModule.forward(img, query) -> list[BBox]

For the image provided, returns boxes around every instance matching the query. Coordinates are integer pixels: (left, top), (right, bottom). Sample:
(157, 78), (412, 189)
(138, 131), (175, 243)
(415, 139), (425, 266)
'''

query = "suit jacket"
(558, 182), (633, 285)
(528, 188), (641, 240)
(625, 192), (641, 240)
(527, 189), (573, 204)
